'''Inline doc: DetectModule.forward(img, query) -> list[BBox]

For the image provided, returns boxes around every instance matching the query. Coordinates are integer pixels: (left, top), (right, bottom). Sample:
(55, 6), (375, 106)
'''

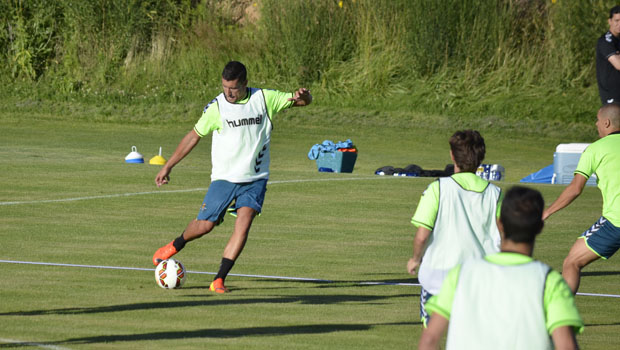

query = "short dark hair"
(500, 186), (544, 244)
(599, 102), (620, 128)
(222, 61), (247, 82)
(449, 130), (485, 173)
(610, 5), (620, 18)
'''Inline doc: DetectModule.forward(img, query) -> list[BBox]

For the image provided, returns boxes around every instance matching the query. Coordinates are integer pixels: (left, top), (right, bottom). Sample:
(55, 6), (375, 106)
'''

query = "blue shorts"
(196, 179), (267, 224)
(419, 287), (433, 327)
(581, 216), (620, 259)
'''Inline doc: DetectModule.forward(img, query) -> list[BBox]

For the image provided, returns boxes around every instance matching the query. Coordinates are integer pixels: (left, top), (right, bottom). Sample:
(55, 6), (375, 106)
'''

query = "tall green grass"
(1, 0), (618, 123)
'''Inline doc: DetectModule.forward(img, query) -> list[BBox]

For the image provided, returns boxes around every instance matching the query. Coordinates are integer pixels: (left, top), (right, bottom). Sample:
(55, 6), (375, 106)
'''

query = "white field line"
(1, 259), (618, 298)
(0, 338), (70, 350)
(3, 176), (616, 296)
(0, 176), (391, 206)
(0, 259), (332, 283)
(0, 176), (549, 207)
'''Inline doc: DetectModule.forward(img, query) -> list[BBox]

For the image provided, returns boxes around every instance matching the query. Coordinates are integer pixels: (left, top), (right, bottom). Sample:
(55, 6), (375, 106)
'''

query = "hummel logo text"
(226, 115), (263, 128)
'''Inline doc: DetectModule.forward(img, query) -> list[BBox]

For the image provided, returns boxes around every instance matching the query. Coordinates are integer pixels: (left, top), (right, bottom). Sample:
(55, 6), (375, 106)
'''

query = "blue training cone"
(125, 146), (144, 163)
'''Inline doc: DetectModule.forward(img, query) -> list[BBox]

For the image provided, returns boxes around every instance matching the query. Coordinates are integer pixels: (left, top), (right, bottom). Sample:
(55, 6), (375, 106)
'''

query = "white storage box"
(552, 143), (597, 186)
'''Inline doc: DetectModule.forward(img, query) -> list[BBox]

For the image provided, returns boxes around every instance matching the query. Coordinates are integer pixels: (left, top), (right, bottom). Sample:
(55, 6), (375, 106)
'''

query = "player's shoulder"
(425, 178), (441, 193)
(591, 132), (620, 150)
(260, 87), (288, 98)
(488, 181), (502, 192)
(598, 32), (620, 54)
(602, 31), (616, 43)
(446, 172), (492, 193)
(249, 87), (263, 94)
(417, 179), (440, 204)
(203, 97), (219, 112)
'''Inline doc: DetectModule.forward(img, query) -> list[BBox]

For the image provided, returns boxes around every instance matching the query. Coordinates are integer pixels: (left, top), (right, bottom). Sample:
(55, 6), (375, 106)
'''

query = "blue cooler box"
(316, 151), (357, 173)
(552, 143), (597, 186)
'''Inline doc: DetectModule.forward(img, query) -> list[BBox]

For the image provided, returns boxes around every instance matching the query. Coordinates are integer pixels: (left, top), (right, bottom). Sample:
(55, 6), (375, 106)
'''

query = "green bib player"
(152, 61), (312, 293)
(420, 187), (583, 350)
(407, 130), (503, 326)
(543, 103), (620, 294)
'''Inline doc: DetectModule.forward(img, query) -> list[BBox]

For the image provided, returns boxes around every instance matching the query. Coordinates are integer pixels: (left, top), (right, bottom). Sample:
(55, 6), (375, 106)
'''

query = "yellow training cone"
(149, 147), (167, 165)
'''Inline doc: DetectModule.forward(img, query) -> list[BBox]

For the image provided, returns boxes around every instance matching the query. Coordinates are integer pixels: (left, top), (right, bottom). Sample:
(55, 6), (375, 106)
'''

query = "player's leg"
(210, 179), (267, 293)
(222, 206), (257, 260)
(209, 207), (257, 293)
(182, 219), (217, 241)
(563, 216), (620, 293)
(152, 180), (235, 265)
(562, 238), (599, 293)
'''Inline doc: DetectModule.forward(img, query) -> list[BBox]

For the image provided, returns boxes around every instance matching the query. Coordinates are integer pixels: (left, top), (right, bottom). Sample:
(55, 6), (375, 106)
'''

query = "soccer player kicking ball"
(419, 186), (583, 350)
(407, 130), (502, 326)
(153, 61), (312, 293)
(543, 103), (620, 294)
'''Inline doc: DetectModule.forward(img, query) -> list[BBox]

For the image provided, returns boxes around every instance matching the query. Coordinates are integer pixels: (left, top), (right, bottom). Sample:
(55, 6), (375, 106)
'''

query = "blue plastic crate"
(316, 151), (357, 173)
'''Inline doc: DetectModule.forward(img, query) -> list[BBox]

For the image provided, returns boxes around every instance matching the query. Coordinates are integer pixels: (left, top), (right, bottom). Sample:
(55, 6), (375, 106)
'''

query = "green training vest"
(447, 259), (551, 349)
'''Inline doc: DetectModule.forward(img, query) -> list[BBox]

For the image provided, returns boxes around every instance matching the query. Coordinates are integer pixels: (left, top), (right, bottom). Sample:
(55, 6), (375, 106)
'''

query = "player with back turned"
(407, 130), (502, 327)
(419, 186), (583, 350)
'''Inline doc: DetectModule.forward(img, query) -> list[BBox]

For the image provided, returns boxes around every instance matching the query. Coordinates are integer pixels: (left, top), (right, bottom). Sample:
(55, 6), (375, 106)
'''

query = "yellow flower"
(552, 0), (556, 3)
(338, 1), (343, 8)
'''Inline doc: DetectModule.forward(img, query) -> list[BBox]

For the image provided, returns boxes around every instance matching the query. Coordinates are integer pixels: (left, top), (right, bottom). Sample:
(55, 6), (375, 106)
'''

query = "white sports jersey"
(418, 177), (501, 294)
(447, 259), (551, 350)
(211, 88), (272, 182)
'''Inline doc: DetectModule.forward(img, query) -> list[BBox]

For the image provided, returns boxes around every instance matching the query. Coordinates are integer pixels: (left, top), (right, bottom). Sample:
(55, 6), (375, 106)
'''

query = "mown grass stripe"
(0, 176), (389, 206)
(1, 259), (618, 298)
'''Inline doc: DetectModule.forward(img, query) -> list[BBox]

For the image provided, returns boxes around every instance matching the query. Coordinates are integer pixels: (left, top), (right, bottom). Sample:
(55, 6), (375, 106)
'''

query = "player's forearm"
(166, 130), (201, 170)
(544, 192), (577, 219)
(412, 227), (432, 262)
(551, 326), (579, 350)
(543, 176), (585, 220)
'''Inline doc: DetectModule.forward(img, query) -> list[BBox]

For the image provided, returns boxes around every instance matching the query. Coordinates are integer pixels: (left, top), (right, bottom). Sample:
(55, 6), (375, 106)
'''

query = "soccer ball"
(155, 259), (187, 289)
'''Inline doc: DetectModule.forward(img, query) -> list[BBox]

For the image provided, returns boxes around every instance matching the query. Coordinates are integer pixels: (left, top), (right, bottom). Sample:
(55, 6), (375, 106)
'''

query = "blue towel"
(335, 139), (353, 149)
(307, 139), (354, 160)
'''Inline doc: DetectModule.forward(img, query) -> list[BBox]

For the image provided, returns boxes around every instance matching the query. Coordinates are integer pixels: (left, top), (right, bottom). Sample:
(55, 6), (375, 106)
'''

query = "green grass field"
(1, 109), (619, 349)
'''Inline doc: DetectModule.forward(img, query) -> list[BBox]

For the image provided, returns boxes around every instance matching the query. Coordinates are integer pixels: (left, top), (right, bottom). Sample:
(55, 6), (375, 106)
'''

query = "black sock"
(172, 233), (187, 251)
(214, 258), (235, 282)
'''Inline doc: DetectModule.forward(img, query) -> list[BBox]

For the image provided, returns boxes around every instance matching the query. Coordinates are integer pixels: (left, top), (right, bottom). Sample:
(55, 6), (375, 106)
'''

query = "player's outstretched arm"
(155, 130), (201, 187)
(542, 174), (587, 220)
(288, 88), (312, 107)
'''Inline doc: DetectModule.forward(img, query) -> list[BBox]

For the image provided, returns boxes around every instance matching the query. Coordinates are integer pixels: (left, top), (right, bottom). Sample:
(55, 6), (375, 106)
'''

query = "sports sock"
(214, 258), (235, 282)
(172, 233), (187, 251)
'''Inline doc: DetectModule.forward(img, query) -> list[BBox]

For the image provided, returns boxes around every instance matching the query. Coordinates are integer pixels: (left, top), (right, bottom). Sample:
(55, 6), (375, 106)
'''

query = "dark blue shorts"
(196, 179), (267, 223)
(581, 216), (620, 259)
(420, 287), (433, 328)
